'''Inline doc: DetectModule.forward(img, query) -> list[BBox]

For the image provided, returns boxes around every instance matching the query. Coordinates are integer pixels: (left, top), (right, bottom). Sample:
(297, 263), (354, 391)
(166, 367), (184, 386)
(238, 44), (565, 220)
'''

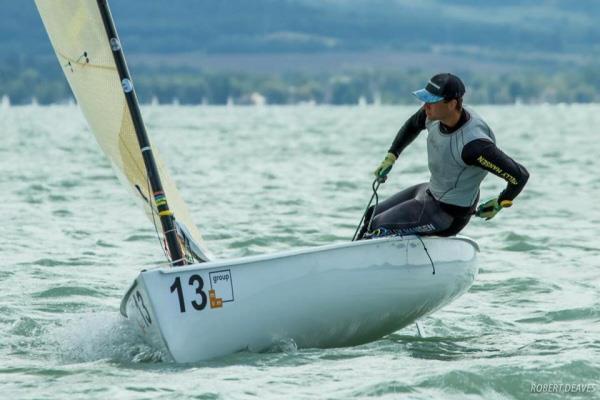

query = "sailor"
(358, 73), (529, 239)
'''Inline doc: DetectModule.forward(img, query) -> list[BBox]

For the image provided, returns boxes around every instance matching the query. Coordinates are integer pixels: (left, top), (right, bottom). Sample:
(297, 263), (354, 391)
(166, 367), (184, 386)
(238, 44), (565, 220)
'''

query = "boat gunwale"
(145, 234), (479, 276)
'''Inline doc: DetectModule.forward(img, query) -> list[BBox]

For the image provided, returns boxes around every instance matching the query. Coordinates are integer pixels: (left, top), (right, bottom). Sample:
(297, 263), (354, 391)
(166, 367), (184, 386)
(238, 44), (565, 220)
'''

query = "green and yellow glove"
(475, 197), (513, 220)
(373, 152), (397, 183)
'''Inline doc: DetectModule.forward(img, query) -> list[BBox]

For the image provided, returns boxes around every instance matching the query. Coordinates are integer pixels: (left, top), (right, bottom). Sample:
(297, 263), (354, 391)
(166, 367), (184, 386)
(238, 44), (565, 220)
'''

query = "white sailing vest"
(426, 107), (495, 207)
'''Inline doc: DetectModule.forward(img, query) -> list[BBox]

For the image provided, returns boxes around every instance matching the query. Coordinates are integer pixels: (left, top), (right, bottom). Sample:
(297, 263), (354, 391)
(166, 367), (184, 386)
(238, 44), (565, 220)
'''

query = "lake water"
(1, 104), (599, 399)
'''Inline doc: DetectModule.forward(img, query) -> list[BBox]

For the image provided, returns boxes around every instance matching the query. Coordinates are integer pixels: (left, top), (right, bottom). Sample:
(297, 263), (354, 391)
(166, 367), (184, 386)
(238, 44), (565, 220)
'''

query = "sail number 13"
(170, 275), (207, 313)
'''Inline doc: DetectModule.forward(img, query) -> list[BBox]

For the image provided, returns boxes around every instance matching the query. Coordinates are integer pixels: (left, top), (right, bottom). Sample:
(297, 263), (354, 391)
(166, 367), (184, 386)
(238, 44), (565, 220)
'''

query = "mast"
(96, 0), (185, 267)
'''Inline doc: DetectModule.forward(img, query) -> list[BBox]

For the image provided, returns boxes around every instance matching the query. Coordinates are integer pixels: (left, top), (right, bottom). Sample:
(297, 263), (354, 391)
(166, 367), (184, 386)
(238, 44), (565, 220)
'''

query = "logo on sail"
(110, 38), (121, 51)
(121, 79), (133, 93)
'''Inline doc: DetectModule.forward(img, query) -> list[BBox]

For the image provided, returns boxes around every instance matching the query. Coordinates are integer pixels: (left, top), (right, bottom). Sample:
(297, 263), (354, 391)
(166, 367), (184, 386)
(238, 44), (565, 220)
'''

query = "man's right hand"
(373, 152), (397, 182)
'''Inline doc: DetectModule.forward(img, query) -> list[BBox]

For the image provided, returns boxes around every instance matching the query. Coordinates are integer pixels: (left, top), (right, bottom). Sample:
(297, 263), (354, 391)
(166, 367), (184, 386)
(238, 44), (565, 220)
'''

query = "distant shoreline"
(3, 101), (599, 108)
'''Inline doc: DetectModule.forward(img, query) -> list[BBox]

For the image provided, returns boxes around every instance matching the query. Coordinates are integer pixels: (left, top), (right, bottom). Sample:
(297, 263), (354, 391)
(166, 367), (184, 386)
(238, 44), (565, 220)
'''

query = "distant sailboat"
(1, 95), (10, 108)
(373, 91), (382, 106)
(35, 0), (479, 363)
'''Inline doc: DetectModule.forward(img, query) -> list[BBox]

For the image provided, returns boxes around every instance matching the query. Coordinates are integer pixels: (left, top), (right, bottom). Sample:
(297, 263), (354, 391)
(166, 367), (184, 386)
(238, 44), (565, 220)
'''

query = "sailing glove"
(475, 197), (513, 220)
(373, 152), (397, 183)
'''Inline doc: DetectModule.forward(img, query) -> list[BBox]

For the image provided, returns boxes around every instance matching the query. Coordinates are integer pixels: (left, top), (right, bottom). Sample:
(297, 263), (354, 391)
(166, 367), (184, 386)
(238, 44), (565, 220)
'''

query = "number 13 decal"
(170, 275), (207, 313)
(189, 275), (207, 311)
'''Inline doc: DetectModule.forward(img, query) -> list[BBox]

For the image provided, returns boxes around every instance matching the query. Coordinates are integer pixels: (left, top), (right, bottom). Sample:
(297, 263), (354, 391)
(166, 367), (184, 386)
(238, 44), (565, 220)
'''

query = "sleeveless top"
(426, 106), (496, 207)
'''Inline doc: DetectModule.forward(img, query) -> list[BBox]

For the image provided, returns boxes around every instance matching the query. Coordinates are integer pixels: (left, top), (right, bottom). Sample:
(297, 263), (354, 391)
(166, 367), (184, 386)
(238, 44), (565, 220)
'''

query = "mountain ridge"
(2, 0), (599, 66)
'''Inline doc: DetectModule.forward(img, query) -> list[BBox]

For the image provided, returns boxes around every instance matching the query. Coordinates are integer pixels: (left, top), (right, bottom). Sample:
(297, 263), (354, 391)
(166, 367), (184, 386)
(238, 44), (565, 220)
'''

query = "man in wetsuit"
(358, 73), (529, 239)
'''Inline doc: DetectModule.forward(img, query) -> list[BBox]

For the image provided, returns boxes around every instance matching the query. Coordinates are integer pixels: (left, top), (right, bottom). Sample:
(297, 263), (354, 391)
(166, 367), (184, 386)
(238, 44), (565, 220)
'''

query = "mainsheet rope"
(352, 177), (436, 275)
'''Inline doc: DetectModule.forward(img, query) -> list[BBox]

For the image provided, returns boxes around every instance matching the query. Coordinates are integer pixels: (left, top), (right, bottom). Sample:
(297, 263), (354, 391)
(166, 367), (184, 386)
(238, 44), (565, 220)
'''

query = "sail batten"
(35, 0), (212, 263)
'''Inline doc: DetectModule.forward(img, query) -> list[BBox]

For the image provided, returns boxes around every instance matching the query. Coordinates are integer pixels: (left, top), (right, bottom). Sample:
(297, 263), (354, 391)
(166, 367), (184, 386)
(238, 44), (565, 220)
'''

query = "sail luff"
(95, 0), (185, 266)
(35, 0), (213, 264)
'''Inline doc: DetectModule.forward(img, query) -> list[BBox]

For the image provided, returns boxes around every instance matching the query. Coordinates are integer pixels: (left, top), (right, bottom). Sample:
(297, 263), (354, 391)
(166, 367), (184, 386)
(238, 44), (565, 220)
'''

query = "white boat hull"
(121, 235), (478, 363)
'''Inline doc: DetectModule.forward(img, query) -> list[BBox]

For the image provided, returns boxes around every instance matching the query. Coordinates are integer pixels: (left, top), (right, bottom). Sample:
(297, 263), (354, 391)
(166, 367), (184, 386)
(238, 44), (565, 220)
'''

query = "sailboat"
(35, 0), (479, 363)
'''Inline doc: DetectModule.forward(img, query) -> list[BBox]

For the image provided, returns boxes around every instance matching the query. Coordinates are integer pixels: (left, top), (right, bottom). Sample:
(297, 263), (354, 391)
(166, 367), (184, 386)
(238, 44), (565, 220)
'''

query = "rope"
(416, 235), (436, 275)
(352, 177), (436, 276)
(366, 179), (380, 233)
(352, 178), (381, 241)
(146, 176), (172, 267)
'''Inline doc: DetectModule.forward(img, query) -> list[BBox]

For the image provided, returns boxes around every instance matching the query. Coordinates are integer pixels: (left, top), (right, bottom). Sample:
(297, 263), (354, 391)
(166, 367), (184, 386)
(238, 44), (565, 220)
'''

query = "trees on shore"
(1, 61), (599, 105)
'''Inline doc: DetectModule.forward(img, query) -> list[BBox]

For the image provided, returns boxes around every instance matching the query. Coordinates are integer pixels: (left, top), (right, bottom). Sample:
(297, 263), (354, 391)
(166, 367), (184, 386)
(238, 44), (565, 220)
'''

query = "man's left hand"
(475, 198), (513, 220)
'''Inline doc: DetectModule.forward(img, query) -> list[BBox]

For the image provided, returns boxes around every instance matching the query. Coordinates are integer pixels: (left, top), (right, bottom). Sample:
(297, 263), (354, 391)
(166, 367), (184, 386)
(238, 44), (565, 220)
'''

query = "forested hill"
(3, 0), (600, 61)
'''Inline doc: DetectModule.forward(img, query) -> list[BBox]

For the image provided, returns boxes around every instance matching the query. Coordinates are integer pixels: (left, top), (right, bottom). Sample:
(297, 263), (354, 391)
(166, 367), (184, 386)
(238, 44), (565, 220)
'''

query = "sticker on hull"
(169, 269), (235, 313)
(209, 269), (234, 308)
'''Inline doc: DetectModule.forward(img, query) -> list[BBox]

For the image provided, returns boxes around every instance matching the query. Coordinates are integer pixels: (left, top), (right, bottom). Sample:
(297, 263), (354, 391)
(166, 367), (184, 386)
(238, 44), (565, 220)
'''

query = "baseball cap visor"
(412, 89), (444, 103)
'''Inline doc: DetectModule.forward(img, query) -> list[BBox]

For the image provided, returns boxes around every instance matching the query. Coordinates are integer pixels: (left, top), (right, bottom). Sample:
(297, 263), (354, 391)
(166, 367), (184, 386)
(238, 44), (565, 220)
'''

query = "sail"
(35, 0), (212, 262)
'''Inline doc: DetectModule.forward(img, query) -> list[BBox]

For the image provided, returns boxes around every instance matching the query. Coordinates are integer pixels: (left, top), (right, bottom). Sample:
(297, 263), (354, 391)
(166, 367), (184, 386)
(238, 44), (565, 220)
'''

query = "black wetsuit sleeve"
(462, 139), (530, 202)
(388, 108), (427, 157)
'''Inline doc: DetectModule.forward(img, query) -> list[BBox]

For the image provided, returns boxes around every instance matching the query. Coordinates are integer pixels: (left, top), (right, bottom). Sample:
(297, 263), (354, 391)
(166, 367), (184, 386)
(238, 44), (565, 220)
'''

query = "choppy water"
(1, 104), (599, 399)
